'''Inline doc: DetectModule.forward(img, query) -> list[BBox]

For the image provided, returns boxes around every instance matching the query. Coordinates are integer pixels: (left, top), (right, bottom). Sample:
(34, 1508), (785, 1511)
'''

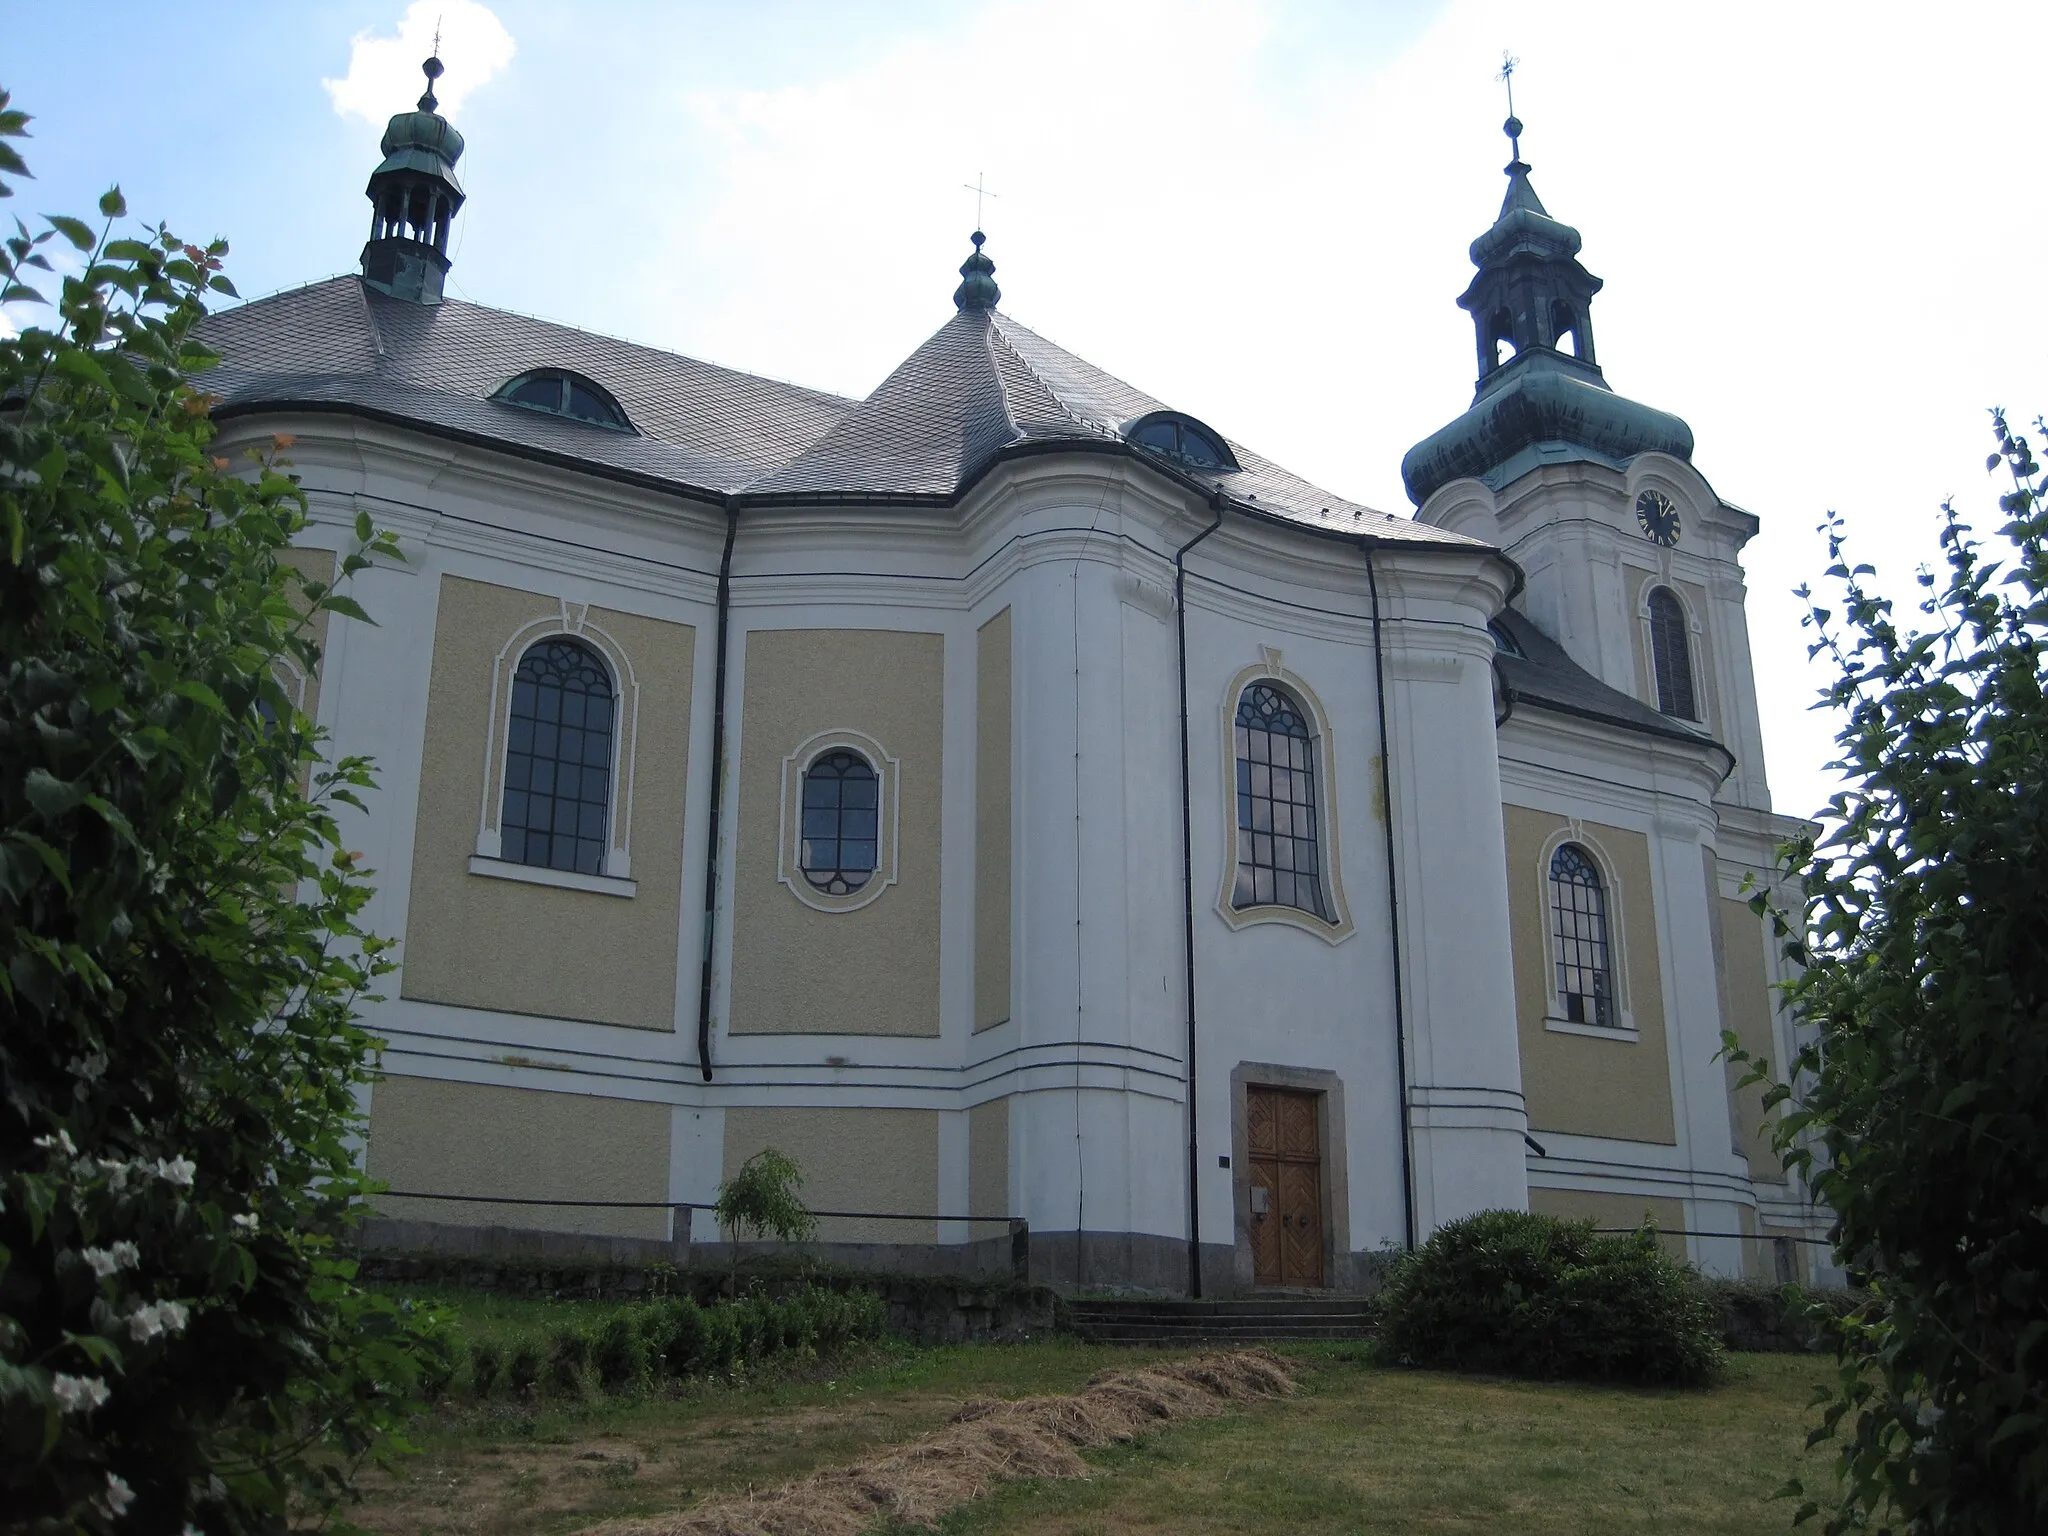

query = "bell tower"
(359, 55), (466, 306)
(1402, 111), (1775, 813)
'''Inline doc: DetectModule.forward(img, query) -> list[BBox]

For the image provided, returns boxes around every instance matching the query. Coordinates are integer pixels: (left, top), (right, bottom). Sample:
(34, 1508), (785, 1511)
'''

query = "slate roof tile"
(195, 274), (1483, 549)
(1493, 607), (1733, 760)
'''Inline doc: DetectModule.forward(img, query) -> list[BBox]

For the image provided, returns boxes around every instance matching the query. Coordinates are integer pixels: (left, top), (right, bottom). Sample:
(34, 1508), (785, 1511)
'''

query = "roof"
(1492, 608), (1732, 763)
(195, 275), (1483, 549)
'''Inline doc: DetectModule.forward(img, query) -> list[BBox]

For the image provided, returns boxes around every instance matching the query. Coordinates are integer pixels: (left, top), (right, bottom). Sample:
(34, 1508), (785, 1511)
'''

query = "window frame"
(1533, 824), (1635, 1038)
(1645, 584), (1700, 721)
(471, 604), (640, 899)
(1215, 653), (1353, 943)
(492, 368), (637, 433)
(1122, 410), (1241, 472)
(778, 728), (901, 914)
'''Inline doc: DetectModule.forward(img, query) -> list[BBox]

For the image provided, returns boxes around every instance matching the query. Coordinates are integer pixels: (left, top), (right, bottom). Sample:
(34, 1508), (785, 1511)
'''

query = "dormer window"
(494, 369), (634, 432)
(1124, 412), (1238, 471)
(1488, 620), (1525, 657)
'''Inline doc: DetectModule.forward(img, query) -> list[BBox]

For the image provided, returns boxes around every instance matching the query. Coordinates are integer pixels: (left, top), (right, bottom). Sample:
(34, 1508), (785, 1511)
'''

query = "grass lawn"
(350, 1334), (1194, 1535)
(352, 1291), (1830, 1536)
(933, 1348), (1828, 1536)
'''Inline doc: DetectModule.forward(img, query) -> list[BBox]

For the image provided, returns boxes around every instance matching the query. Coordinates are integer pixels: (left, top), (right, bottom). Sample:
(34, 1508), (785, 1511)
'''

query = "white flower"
(231, 1212), (259, 1234)
(111, 1240), (139, 1268)
(153, 1156), (196, 1188)
(82, 1248), (122, 1280)
(128, 1299), (191, 1342)
(33, 1130), (78, 1156)
(51, 1373), (110, 1415)
(96, 1472), (134, 1519)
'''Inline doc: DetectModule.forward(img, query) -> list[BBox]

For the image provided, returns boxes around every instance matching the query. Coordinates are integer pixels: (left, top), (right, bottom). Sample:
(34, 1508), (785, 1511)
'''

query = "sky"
(8, 0), (2045, 826)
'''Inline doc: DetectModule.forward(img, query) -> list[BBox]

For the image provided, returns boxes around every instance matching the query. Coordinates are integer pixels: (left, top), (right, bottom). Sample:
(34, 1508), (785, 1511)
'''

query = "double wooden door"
(1247, 1085), (1324, 1288)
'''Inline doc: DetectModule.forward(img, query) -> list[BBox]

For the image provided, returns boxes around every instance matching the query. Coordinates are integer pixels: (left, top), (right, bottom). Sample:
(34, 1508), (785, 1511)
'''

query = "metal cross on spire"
(963, 173), (999, 234)
(1498, 51), (1524, 160)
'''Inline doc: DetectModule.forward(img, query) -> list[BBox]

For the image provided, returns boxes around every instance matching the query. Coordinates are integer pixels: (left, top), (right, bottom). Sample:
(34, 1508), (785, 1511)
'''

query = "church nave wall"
(727, 627), (946, 1038)
(399, 574), (695, 1031)
(1502, 803), (1679, 1145)
(721, 1105), (940, 1243)
(366, 1074), (672, 1241)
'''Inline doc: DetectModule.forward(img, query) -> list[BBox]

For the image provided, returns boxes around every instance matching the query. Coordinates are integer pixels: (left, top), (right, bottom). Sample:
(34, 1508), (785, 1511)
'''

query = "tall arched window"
(799, 748), (880, 896)
(1648, 586), (1697, 720)
(1549, 843), (1613, 1027)
(501, 638), (616, 875)
(1232, 683), (1328, 919)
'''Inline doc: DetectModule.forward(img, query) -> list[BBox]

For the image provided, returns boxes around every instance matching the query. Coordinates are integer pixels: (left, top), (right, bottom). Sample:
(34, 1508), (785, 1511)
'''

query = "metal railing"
(369, 1189), (1031, 1281)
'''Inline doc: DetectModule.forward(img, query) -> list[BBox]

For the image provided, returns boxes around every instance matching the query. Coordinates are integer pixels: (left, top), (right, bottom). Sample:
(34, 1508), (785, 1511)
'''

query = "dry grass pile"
(589, 1349), (1296, 1536)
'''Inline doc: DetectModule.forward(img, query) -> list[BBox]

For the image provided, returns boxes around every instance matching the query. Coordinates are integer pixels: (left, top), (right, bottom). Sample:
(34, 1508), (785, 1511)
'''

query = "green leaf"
(318, 594), (377, 625)
(43, 213), (92, 250)
(170, 679), (226, 711)
(22, 768), (85, 819)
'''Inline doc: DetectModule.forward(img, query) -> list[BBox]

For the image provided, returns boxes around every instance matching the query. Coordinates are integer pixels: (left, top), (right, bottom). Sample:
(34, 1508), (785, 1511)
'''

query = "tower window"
(1553, 304), (1581, 357)
(799, 749), (880, 897)
(1124, 412), (1239, 471)
(1647, 586), (1698, 720)
(1549, 843), (1613, 1027)
(501, 638), (616, 875)
(493, 369), (635, 432)
(1232, 682), (1328, 919)
(1488, 308), (1517, 369)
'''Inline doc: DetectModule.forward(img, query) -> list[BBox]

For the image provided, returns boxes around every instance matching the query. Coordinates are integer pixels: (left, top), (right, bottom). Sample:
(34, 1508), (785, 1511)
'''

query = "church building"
(198, 57), (1828, 1293)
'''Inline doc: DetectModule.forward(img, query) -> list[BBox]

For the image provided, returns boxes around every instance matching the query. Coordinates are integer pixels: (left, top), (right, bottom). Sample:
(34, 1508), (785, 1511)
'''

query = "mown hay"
(589, 1349), (1296, 1536)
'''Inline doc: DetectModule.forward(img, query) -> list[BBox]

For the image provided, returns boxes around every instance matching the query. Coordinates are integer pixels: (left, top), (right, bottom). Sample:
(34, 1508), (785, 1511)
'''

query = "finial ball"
(971, 230), (986, 249)
(423, 56), (445, 80)
(1503, 115), (1522, 141)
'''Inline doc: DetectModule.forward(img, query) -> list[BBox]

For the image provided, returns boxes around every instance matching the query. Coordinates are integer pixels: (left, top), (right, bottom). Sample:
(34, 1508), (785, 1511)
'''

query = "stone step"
(1064, 1296), (1377, 1344)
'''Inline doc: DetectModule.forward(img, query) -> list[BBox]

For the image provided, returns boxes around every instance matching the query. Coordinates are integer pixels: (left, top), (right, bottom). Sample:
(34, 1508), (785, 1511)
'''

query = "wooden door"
(1246, 1085), (1324, 1288)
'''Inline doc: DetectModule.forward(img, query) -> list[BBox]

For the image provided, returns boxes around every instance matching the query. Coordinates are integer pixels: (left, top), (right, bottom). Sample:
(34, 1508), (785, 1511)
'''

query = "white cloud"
(323, 0), (515, 126)
(607, 0), (2044, 825)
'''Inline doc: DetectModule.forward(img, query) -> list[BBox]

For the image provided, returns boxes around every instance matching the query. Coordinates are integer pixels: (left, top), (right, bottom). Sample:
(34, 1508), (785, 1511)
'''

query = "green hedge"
(459, 1283), (887, 1399)
(1377, 1210), (1725, 1387)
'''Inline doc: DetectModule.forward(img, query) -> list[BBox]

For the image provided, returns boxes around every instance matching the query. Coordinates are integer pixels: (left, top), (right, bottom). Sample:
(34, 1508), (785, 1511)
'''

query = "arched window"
(1232, 683), (1328, 919)
(1488, 308), (1517, 369)
(799, 748), (880, 896)
(1549, 843), (1613, 1027)
(501, 638), (616, 875)
(1647, 586), (1697, 720)
(1553, 304), (1581, 358)
(1124, 412), (1239, 471)
(493, 369), (635, 432)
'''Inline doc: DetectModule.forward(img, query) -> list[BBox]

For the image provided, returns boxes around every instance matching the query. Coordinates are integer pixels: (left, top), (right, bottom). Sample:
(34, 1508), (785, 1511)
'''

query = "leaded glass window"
(501, 638), (615, 875)
(1648, 586), (1697, 720)
(493, 369), (635, 431)
(799, 749), (879, 896)
(1549, 843), (1614, 1026)
(1232, 683), (1328, 919)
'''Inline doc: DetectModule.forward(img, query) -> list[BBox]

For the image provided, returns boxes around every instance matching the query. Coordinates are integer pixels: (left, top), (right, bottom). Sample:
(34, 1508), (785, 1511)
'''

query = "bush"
(505, 1344), (541, 1396)
(1726, 415), (2048, 1531)
(1378, 1210), (1725, 1387)
(0, 100), (434, 1527)
(469, 1341), (503, 1397)
(544, 1325), (591, 1397)
(593, 1314), (649, 1393)
(645, 1295), (710, 1377)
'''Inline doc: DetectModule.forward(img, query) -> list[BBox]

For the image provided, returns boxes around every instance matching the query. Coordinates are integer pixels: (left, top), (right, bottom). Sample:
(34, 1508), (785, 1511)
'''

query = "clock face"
(1636, 489), (1681, 547)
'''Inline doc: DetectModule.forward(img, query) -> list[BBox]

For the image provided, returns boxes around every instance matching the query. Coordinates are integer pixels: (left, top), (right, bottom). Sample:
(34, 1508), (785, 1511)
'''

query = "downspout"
(695, 498), (740, 1082)
(1175, 492), (1225, 1298)
(1365, 548), (1418, 1253)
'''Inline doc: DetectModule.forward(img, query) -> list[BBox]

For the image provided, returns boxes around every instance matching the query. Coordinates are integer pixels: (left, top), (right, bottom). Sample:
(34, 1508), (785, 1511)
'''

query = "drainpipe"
(1176, 493), (1225, 1298)
(695, 498), (740, 1082)
(1365, 548), (1418, 1253)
